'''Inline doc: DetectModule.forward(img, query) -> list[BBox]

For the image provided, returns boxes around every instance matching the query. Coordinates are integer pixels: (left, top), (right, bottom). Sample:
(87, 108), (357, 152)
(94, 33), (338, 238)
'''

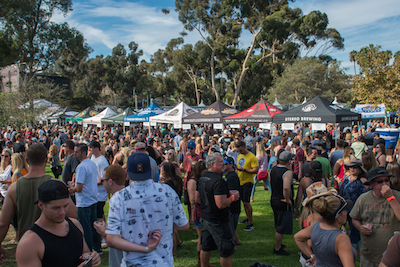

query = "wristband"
(387, 195), (395, 202)
(145, 246), (149, 253)
(188, 156), (192, 159)
(310, 254), (315, 259)
(230, 195), (235, 202)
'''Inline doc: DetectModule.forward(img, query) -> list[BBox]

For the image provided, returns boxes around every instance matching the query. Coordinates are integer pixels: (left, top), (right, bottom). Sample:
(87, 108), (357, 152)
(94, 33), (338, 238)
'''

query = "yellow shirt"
(237, 152), (258, 185)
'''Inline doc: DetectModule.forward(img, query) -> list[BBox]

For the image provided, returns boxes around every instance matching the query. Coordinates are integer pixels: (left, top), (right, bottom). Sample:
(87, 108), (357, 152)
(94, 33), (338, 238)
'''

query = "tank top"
(270, 165), (293, 211)
(16, 175), (53, 238)
(311, 222), (356, 267)
(29, 217), (83, 267)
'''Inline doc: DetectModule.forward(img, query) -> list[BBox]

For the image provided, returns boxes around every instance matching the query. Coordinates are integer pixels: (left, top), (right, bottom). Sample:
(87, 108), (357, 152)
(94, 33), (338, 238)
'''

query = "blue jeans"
(250, 175), (272, 199)
(78, 203), (101, 251)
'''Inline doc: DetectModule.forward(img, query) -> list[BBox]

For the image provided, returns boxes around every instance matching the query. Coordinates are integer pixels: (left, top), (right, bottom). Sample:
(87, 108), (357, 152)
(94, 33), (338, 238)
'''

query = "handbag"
(257, 170), (268, 181)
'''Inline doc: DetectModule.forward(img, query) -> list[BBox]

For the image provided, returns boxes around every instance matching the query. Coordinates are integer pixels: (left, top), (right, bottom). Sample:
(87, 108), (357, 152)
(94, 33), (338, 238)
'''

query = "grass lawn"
(0, 167), (361, 266)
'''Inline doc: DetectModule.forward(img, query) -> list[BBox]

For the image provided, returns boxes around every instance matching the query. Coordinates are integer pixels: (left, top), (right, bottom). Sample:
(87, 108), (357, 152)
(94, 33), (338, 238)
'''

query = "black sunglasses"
(375, 178), (390, 184)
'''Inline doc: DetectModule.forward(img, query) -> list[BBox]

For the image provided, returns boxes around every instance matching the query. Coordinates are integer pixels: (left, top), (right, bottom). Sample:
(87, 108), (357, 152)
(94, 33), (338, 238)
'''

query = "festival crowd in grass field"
(0, 120), (399, 266)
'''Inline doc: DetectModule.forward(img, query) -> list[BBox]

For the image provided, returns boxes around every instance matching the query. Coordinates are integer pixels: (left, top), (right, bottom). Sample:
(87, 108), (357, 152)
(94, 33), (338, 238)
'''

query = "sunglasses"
(188, 147), (194, 150)
(1, 155), (9, 157)
(375, 178), (390, 184)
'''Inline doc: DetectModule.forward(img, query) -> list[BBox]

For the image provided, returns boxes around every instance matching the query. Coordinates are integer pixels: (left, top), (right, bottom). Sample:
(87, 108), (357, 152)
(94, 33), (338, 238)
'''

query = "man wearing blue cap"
(106, 152), (189, 266)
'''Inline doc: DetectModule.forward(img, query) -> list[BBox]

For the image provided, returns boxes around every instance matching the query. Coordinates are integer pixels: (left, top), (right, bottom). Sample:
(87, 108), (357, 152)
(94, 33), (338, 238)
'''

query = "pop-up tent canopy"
(149, 102), (198, 125)
(101, 107), (135, 124)
(47, 107), (79, 122)
(66, 107), (99, 122)
(182, 100), (237, 124)
(83, 107), (116, 127)
(223, 99), (281, 124)
(272, 96), (361, 124)
(124, 102), (165, 123)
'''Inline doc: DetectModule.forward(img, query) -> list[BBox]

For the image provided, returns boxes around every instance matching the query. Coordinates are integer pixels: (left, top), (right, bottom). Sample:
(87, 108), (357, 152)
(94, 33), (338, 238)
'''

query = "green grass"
(1, 169), (361, 266)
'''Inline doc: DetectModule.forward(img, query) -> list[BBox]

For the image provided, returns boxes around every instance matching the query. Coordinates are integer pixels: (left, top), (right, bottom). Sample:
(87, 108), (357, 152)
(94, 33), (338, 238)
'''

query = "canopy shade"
(47, 107), (78, 120)
(149, 102), (198, 125)
(66, 107), (99, 122)
(101, 107), (136, 124)
(182, 100), (237, 124)
(272, 96), (361, 124)
(124, 102), (165, 122)
(223, 99), (281, 124)
(82, 107), (116, 127)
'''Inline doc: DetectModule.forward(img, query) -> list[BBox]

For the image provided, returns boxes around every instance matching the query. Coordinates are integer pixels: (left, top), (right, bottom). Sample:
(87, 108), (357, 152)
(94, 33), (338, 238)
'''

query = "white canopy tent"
(82, 107), (116, 127)
(149, 102), (198, 128)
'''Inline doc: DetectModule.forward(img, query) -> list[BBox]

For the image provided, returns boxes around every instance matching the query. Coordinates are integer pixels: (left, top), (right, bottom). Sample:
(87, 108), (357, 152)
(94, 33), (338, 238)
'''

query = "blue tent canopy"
(123, 102), (165, 122)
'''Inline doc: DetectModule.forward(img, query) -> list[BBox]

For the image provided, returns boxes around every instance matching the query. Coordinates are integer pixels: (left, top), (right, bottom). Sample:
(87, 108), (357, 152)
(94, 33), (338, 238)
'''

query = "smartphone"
(84, 257), (92, 267)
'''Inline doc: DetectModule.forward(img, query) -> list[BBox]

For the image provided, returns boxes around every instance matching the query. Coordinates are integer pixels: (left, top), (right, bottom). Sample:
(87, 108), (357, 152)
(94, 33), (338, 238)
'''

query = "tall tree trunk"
(210, 48), (219, 101)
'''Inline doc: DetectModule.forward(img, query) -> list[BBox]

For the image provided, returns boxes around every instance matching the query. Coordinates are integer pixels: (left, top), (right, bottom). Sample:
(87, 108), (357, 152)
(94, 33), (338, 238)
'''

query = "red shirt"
(182, 153), (202, 189)
(294, 147), (305, 176)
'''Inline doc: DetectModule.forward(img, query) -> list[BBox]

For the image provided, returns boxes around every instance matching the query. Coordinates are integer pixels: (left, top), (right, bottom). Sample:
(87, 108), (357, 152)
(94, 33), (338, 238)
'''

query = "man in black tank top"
(16, 180), (101, 267)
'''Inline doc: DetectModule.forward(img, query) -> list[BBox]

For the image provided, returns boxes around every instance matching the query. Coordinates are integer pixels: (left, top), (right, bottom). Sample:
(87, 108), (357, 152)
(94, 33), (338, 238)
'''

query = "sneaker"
(101, 238), (108, 248)
(94, 248), (103, 255)
(238, 219), (248, 225)
(244, 224), (254, 231)
(273, 247), (290, 256)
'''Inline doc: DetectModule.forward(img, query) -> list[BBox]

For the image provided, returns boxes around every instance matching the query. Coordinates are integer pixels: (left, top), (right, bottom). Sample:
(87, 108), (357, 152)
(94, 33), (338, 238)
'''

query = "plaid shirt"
(293, 147), (305, 175)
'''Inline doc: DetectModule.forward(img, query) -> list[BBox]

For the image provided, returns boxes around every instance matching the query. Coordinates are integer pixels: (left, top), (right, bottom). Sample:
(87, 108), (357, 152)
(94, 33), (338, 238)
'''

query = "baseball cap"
(310, 161), (322, 172)
(88, 140), (101, 149)
(187, 141), (196, 148)
(223, 156), (234, 164)
(224, 130), (230, 135)
(134, 142), (146, 150)
(211, 145), (221, 152)
(35, 180), (69, 204)
(279, 151), (294, 162)
(127, 152), (152, 181)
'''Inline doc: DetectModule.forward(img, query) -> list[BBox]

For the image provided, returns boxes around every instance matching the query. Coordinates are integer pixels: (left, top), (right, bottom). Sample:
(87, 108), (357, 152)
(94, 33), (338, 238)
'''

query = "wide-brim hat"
(345, 158), (367, 173)
(364, 166), (394, 185)
(302, 182), (334, 206)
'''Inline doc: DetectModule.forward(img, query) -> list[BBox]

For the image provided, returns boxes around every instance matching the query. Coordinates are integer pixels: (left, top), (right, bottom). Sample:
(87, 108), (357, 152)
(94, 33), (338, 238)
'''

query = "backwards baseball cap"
(279, 151), (294, 163)
(187, 141), (196, 148)
(310, 161), (322, 172)
(134, 142), (146, 150)
(127, 152), (152, 181)
(88, 140), (101, 149)
(223, 156), (234, 165)
(35, 180), (69, 204)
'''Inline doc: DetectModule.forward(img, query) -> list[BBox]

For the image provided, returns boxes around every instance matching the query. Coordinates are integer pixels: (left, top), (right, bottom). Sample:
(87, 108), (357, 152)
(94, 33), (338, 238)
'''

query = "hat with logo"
(223, 156), (234, 165)
(127, 152), (151, 181)
(364, 166), (394, 185)
(279, 150), (294, 163)
(187, 141), (196, 148)
(88, 140), (101, 149)
(35, 180), (69, 204)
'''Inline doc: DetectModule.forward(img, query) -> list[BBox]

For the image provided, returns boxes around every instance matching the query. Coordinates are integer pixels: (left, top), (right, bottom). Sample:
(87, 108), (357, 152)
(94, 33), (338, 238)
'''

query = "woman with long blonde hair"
(11, 153), (29, 183)
(0, 148), (13, 199)
(48, 144), (62, 179)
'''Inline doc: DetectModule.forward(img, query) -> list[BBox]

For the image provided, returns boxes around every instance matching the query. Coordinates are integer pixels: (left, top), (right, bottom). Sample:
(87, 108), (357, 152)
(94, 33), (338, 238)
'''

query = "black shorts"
(273, 209), (293, 235)
(97, 201), (106, 219)
(240, 182), (253, 203)
(201, 219), (235, 258)
(230, 213), (240, 233)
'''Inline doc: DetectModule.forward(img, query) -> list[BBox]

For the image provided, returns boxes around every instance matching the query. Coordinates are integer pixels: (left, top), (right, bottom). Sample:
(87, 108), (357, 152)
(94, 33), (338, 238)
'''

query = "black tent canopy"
(272, 96), (361, 124)
(182, 100), (237, 124)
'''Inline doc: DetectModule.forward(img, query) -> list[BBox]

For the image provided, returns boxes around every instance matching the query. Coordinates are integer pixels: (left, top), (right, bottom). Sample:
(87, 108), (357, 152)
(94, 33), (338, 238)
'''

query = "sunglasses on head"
(375, 178), (390, 184)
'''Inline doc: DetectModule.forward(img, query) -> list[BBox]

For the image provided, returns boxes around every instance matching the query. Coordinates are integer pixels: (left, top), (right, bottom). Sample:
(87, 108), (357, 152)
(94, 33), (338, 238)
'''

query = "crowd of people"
(0, 119), (399, 266)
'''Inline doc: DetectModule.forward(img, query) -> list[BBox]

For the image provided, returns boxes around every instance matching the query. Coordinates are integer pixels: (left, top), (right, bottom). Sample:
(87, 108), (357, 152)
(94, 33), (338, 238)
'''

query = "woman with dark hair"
(161, 162), (183, 258)
(375, 143), (386, 167)
(339, 158), (367, 258)
(333, 147), (355, 183)
(295, 161), (331, 211)
(295, 195), (356, 267)
(361, 151), (378, 172)
(386, 144), (395, 164)
(387, 161), (400, 191)
(187, 160), (207, 266)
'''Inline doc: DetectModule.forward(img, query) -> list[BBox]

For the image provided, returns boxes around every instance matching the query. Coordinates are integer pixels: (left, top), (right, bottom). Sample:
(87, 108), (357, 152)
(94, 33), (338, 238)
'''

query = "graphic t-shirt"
(237, 152), (259, 185)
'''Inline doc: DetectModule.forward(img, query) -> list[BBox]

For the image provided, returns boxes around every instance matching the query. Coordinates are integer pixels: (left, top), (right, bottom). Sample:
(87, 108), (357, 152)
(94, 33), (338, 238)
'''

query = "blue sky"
(52, 0), (400, 74)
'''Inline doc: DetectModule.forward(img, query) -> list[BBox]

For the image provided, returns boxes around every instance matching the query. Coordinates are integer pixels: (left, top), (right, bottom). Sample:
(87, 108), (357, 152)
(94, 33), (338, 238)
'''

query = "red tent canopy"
(223, 99), (281, 124)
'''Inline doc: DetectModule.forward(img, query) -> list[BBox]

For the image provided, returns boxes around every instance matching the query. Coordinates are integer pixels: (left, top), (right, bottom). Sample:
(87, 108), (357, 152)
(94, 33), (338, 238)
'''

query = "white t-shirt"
(0, 165), (12, 197)
(75, 158), (98, 207)
(91, 155), (109, 202)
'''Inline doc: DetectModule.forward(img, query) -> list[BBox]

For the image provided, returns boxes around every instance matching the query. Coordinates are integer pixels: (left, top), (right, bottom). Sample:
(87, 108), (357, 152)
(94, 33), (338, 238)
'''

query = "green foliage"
(270, 57), (351, 104)
(352, 44), (400, 111)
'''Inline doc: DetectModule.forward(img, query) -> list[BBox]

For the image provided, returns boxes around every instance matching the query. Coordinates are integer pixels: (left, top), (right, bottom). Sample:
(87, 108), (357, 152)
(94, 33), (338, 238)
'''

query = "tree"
(270, 57), (351, 104)
(227, 0), (344, 105)
(175, 0), (241, 101)
(352, 44), (400, 111)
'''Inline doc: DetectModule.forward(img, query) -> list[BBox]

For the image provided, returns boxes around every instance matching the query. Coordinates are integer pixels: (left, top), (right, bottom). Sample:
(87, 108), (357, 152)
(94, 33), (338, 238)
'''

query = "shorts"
(230, 213), (240, 233)
(201, 219), (235, 258)
(240, 182), (252, 203)
(273, 209), (293, 235)
(97, 201), (105, 219)
(193, 220), (201, 228)
(360, 255), (379, 267)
